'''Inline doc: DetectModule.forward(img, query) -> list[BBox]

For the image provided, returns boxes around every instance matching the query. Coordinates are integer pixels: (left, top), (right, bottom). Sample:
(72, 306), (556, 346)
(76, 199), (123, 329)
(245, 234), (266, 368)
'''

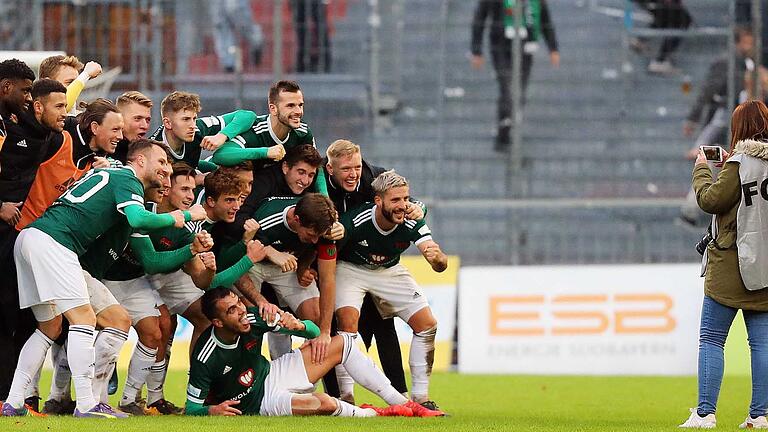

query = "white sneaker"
(648, 59), (680, 75)
(740, 415), (768, 429)
(679, 408), (717, 428)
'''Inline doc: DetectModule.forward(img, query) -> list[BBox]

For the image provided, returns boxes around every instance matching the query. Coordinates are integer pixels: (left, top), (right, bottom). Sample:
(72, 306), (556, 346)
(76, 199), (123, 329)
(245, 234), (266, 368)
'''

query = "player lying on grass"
(186, 287), (445, 417)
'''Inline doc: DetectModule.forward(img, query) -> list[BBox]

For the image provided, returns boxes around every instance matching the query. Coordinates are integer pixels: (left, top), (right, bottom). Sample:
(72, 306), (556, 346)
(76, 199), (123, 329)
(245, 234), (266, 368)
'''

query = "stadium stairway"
(353, 0), (728, 264)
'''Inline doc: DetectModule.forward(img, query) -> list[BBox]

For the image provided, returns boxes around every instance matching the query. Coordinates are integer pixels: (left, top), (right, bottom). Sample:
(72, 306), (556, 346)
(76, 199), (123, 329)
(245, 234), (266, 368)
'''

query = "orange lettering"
(551, 295), (609, 335)
(489, 296), (544, 336)
(614, 294), (676, 334)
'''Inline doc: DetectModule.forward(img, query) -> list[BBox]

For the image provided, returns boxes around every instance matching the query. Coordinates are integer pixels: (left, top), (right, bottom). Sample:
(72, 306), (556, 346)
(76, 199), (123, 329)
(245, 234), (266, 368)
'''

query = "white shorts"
(28, 271), (118, 322)
(84, 270), (119, 315)
(259, 349), (314, 416)
(15, 228), (89, 315)
(148, 269), (203, 316)
(104, 276), (163, 326)
(248, 263), (319, 312)
(335, 261), (429, 322)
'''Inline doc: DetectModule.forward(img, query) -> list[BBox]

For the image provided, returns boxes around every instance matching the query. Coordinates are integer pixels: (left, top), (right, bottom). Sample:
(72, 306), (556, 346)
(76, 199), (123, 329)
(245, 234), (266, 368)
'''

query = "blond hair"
(326, 139), (361, 162)
(117, 91), (153, 109)
(161, 91), (201, 116)
(371, 170), (408, 196)
(38, 55), (83, 80)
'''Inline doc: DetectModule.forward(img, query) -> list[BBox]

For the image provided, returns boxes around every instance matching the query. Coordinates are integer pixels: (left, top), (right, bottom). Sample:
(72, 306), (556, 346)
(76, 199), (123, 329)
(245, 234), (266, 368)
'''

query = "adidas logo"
(16, 139), (27, 147)
(223, 365), (232, 374)
(358, 240), (369, 247)
(273, 240), (282, 245)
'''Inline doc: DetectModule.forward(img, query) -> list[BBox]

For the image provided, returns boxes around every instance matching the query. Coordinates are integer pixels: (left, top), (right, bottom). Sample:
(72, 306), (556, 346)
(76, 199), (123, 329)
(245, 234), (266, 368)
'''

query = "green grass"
(0, 370), (760, 431)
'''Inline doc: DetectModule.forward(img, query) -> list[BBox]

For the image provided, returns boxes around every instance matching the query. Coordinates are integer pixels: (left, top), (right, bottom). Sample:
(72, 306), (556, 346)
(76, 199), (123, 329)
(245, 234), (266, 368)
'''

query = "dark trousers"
(292, 0), (331, 73)
(491, 44), (533, 144)
(0, 225), (36, 400)
(632, 0), (692, 61)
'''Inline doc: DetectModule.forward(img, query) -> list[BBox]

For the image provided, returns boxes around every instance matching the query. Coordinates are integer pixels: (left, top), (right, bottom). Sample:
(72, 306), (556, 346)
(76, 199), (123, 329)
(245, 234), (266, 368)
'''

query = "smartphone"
(700, 145), (724, 162)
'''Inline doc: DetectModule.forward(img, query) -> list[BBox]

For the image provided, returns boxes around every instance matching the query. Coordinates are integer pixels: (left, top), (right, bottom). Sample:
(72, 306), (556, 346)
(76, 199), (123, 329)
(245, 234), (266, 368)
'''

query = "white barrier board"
(458, 264), (704, 375)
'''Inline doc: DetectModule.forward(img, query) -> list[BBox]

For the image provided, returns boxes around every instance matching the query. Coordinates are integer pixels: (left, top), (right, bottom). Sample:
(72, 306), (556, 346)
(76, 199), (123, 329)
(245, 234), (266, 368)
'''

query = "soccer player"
(112, 91), (153, 163)
(1, 139), (205, 418)
(209, 80), (324, 193)
(247, 193), (339, 361)
(324, 139), (425, 400)
(13, 87), (127, 414)
(185, 287), (444, 417)
(334, 170), (447, 409)
(38, 54), (102, 112)
(148, 91), (258, 174)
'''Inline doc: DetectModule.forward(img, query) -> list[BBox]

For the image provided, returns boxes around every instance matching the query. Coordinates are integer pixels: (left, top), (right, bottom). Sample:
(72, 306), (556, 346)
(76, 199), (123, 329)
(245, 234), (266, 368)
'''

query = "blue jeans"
(698, 295), (768, 417)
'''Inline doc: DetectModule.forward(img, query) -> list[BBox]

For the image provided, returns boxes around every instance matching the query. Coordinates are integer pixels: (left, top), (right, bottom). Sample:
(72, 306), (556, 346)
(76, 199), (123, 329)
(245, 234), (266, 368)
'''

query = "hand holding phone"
(700, 145), (724, 163)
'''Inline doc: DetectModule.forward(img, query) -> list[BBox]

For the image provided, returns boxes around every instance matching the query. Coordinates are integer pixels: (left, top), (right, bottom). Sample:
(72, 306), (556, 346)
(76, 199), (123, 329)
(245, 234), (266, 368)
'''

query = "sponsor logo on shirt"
(238, 368), (255, 387)
(245, 340), (259, 351)
(160, 237), (173, 248)
(369, 254), (388, 264)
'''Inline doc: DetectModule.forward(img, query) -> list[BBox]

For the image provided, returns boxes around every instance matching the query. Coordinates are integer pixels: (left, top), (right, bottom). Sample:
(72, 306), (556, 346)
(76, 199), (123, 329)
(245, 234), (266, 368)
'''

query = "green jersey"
(220, 114), (314, 170)
(29, 166), (145, 256)
(149, 110), (256, 169)
(102, 202), (157, 281)
(338, 203), (433, 269)
(231, 114), (314, 152)
(186, 307), (320, 416)
(79, 221), (132, 280)
(253, 197), (311, 255)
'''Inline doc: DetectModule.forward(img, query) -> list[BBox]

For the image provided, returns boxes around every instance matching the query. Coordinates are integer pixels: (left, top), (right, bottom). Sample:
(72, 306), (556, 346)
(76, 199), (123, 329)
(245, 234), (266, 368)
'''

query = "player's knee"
(38, 319), (63, 341)
(136, 320), (163, 349)
(336, 331), (358, 364)
(316, 394), (339, 415)
(335, 308), (359, 333)
(414, 324), (437, 340)
(97, 305), (131, 332)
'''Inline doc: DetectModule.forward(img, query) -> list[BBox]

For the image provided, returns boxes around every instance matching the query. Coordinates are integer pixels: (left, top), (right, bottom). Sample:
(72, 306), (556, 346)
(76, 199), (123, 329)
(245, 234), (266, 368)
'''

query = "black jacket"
(324, 157), (386, 215)
(0, 110), (52, 202)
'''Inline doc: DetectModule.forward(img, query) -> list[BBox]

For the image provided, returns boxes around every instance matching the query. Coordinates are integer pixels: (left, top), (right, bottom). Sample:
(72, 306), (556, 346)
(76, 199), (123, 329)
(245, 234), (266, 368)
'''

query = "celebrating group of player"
(0, 55), (448, 419)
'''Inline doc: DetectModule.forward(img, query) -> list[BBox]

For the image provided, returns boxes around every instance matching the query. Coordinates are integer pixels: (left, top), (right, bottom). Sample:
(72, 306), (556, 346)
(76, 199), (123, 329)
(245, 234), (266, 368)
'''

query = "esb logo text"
(489, 293), (675, 336)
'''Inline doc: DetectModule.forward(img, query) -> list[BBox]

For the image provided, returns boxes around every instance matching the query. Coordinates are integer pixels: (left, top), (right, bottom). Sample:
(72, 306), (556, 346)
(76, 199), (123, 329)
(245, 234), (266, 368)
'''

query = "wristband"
(183, 210), (192, 222)
(317, 243), (336, 261)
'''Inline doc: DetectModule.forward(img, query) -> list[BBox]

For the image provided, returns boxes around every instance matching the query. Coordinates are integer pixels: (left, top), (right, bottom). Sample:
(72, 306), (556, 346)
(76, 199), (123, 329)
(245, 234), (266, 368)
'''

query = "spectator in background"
(630, 0), (692, 75)
(680, 100), (768, 429)
(209, 0), (264, 73)
(470, 0), (559, 153)
(292, 0), (332, 73)
(678, 27), (754, 228)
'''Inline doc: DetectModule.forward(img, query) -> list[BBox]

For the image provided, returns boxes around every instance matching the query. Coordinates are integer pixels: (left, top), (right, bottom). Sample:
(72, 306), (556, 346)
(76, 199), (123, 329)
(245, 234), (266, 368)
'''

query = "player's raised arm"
(417, 239), (448, 273)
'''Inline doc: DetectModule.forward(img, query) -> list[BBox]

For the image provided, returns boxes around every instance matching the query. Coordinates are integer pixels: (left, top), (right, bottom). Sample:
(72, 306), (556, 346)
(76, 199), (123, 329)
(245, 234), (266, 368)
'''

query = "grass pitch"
(0, 370), (759, 431)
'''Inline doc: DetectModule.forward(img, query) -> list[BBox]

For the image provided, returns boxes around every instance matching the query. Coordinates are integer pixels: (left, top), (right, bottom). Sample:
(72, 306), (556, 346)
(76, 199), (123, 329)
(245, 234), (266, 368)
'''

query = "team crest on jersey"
(395, 241), (410, 249)
(238, 368), (255, 387)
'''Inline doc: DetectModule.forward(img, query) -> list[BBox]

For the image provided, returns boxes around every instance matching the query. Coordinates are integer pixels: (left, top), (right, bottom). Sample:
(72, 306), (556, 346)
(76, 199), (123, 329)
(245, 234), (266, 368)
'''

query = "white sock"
(67, 325), (98, 412)
(93, 328), (128, 404)
(332, 398), (377, 417)
(25, 368), (40, 400)
(146, 359), (167, 405)
(334, 332), (357, 398)
(268, 332), (292, 360)
(6, 330), (53, 408)
(338, 333), (407, 406)
(48, 341), (72, 402)
(409, 326), (436, 401)
(121, 341), (157, 405)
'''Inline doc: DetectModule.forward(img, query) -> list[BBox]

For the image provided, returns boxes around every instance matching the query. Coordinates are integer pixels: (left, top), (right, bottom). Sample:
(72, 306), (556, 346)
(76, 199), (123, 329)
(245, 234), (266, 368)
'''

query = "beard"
(276, 108), (295, 129)
(381, 205), (404, 225)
